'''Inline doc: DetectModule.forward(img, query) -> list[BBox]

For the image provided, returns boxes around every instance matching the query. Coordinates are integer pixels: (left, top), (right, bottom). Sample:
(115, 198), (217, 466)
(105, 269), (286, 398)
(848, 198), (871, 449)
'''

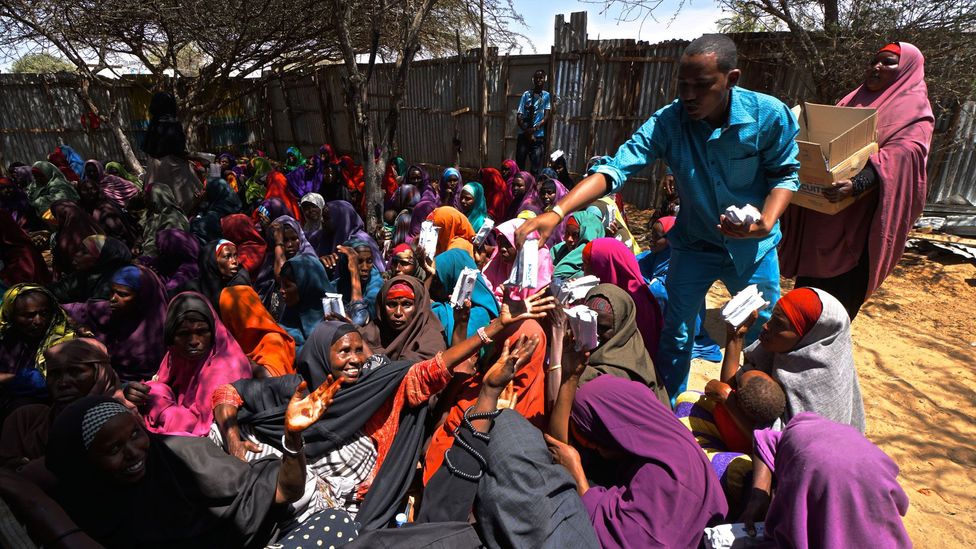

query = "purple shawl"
(63, 265), (167, 382)
(272, 215), (317, 257)
(285, 156), (323, 198)
(513, 170), (543, 216)
(570, 375), (728, 548)
(150, 229), (201, 294)
(84, 160), (139, 209)
(755, 412), (911, 548)
(311, 201), (385, 272)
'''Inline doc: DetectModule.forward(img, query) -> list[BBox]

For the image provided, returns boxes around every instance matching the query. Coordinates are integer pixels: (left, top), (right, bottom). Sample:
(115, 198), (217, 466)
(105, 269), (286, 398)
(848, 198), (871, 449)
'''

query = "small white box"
(418, 221), (440, 260)
(704, 522), (766, 549)
(321, 293), (346, 318)
(450, 267), (481, 308)
(554, 275), (601, 304)
(473, 218), (495, 247)
(566, 305), (599, 351)
(721, 285), (767, 328)
(506, 237), (538, 289)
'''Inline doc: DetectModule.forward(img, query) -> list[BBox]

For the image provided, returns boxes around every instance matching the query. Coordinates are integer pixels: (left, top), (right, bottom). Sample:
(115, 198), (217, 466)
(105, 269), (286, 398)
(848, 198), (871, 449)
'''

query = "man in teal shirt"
(517, 34), (800, 401)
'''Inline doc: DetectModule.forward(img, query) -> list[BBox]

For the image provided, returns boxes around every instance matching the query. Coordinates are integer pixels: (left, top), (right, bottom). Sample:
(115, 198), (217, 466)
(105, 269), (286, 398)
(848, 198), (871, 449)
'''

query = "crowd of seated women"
(0, 92), (913, 548)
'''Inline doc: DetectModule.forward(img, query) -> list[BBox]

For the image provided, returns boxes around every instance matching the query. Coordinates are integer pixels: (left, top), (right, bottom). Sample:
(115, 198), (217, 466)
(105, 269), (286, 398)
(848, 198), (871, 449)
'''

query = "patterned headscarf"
(0, 284), (76, 376)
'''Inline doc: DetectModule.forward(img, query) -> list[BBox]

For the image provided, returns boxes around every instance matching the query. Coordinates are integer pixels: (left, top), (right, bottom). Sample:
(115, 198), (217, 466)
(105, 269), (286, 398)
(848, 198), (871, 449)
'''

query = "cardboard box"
(791, 103), (878, 215)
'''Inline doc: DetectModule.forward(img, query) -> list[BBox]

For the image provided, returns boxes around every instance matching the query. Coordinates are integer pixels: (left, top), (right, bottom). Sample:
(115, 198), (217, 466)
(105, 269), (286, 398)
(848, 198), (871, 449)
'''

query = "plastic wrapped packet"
(553, 275), (601, 305)
(724, 204), (762, 226)
(473, 218), (495, 247)
(721, 284), (767, 327)
(703, 522), (766, 549)
(505, 237), (539, 289)
(450, 267), (481, 309)
(321, 293), (346, 318)
(418, 221), (440, 261)
(566, 305), (599, 351)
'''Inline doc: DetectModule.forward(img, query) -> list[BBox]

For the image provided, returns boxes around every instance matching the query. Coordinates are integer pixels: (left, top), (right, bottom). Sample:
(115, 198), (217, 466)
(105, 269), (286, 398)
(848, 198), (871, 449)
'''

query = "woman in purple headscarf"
(546, 374), (727, 548)
(439, 167), (462, 208)
(146, 228), (200, 295)
(406, 165), (440, 239)
(311, 200), (385, 272)
(285, 155), (323, 199)
(539, 174), (569, 248)
(743, 412), (911, 548)
(81, 160), (140, 209)
(63, 265), (168, 383)
(509, 170), (543, 218)
(0, 175), (43, 231)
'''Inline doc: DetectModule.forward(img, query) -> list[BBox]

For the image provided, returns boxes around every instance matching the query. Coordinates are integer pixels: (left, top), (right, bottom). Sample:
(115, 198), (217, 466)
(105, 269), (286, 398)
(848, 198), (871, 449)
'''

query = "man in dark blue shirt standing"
(516, 69), (552, 175)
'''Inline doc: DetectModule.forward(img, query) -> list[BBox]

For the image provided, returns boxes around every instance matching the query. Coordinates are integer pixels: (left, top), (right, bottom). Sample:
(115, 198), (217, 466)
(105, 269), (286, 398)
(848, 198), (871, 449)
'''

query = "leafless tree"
(586, 0), (976, 106)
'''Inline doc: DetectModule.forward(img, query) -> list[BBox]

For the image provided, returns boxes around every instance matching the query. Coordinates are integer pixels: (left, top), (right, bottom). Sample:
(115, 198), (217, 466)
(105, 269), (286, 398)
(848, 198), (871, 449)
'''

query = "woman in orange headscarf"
(427, 206), (475, 257)
(218, 285), (296, 377)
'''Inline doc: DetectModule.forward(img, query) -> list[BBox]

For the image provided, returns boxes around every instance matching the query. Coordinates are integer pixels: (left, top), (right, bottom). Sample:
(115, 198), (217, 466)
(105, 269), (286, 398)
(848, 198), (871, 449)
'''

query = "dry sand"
(628, 206), (976, 547)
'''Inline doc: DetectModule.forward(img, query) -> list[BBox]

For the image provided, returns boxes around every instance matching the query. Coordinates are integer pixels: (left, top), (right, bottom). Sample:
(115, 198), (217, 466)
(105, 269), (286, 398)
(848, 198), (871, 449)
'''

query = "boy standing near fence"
(516, 69), (552, 175)
(516, 34), (801, 403)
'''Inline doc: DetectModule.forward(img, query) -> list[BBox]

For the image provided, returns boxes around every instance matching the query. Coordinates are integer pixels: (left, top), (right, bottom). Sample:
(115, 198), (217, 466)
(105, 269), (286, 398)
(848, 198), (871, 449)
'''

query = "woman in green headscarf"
(458, 181), (490, 233)
(27, 161), (80, 217)
(244, 157), (271, 206)
(104, 161), (143, 190)
(283, 146), (307, 173)
(550, 210), (603, 280)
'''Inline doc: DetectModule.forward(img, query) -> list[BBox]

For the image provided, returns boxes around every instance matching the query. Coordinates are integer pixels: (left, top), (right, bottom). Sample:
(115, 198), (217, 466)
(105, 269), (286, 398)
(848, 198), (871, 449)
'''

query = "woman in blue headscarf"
(458, 182), (490, 233)
(282, 146), (306, 173)
(278, 254), (332, 351)
(439, 167), (462, 208)
(429, 249), (499, 346)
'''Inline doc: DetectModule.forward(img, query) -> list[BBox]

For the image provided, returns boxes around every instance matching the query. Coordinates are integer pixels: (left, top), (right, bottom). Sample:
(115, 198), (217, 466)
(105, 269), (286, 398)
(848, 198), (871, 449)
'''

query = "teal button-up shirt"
(593, 87), (800, 274)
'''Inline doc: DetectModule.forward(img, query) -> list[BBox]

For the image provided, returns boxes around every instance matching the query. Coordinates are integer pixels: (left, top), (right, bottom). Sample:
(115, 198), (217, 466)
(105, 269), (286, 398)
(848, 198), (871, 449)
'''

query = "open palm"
(284, 377), (343, 433)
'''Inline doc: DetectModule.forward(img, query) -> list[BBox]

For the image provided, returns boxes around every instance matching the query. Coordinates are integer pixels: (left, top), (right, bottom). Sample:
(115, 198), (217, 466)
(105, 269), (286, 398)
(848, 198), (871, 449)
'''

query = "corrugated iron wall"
(1, 14), (973, 212)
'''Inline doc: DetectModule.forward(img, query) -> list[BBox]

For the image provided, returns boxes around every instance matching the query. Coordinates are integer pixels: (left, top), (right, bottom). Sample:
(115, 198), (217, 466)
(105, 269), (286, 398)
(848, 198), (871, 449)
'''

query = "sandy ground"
(628, 207), (976, 547)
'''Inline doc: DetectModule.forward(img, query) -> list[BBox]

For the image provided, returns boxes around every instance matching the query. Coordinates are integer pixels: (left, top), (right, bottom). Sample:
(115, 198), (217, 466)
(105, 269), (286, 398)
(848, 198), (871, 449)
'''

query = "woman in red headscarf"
(779, 42), (934, 319)
(480, 168), (512, 222)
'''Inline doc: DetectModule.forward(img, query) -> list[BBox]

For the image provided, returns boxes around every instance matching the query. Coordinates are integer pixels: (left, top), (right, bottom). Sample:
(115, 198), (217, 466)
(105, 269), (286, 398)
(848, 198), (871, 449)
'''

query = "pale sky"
(510, 0), (724, 53)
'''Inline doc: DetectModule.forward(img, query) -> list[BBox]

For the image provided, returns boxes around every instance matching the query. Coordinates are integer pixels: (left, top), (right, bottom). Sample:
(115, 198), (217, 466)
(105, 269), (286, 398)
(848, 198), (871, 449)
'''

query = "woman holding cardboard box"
(779, 43), (934, 319)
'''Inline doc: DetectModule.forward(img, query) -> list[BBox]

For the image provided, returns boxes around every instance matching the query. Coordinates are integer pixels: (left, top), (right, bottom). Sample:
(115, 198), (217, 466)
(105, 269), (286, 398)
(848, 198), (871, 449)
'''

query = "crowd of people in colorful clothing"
(0, 34), (931, 548)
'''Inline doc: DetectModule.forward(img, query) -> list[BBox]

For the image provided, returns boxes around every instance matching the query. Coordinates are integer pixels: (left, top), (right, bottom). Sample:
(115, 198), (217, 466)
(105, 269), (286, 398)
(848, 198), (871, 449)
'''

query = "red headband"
(778, 288), (823, 339)
(878, 43), (901, 57)
(215, 239), (235, 258)
(387, 282), (415, 301)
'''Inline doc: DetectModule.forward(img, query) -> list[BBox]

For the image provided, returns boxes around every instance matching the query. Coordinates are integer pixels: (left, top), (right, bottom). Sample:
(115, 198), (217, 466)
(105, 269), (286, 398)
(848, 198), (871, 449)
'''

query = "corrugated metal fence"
(0, 12), (973, 212)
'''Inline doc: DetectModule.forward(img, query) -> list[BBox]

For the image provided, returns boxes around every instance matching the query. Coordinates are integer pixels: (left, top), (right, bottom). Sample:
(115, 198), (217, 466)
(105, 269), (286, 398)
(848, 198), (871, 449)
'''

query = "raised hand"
(544, 432), (582, 470)
(499, 286), (555, 325)
(284, 377), (343, 434)
(515, 212), (561, 250)
(483, 335), (540, 392)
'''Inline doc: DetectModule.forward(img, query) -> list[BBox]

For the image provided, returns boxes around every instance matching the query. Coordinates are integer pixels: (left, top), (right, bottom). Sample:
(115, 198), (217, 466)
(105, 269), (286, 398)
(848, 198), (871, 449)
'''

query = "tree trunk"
(77, 76), (144, 175)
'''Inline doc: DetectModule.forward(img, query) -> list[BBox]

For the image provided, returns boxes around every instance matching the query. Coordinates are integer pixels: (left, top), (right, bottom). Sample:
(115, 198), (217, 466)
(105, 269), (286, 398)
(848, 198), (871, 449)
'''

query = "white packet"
(321, 293), (346, 318)
(703, 522), (766, 549)
(566, 305), (599, 351)
(472, 218), (495, 247)
(554, 275), (601, 304)
(450, 267), (481, 309)
(724, 204), (761, 226)
(505, 237), (538, 289)
(721, 284), (767, 327)
(418, 221), (440, 261)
